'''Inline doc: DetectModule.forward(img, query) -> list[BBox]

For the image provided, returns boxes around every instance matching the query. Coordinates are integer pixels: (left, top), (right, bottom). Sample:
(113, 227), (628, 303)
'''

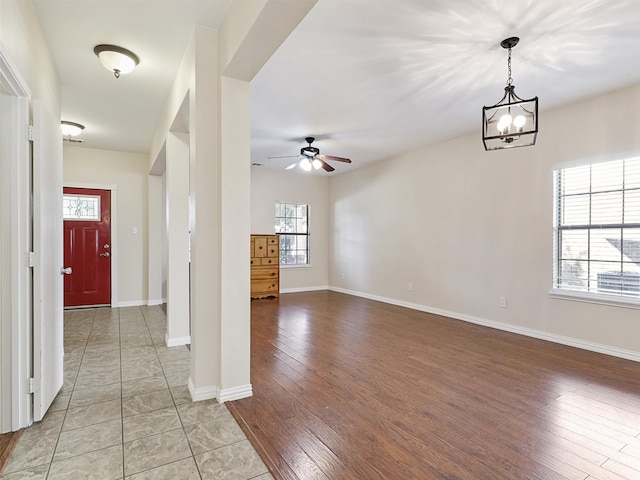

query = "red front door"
(63, 187), (111, 307)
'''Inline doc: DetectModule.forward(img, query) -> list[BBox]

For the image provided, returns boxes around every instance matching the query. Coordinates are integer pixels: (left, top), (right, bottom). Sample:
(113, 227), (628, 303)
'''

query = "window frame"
(551, 158), (640, 309)
(275, 201), (311, 267)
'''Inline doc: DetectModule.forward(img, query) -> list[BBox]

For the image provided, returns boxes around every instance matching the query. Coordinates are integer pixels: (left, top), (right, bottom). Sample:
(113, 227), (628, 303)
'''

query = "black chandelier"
(482, 37), (538, 151)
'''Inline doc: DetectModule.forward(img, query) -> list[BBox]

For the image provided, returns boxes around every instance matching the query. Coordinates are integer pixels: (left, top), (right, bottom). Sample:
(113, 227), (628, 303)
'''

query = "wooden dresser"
(250, 234), (280, 299)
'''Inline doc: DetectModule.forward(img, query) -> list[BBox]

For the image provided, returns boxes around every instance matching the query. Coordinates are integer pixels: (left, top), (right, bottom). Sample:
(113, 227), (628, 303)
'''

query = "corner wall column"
(217, 76), (252, 401)
(165, 132), (191, 346)
(147, 174), (164, 305)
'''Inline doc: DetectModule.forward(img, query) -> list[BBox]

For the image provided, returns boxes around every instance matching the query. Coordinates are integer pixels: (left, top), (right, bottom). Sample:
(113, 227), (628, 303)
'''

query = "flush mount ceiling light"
(60, 120), (85, 137)
(482, 37), (538, 151)
(94, 44), (139, 78)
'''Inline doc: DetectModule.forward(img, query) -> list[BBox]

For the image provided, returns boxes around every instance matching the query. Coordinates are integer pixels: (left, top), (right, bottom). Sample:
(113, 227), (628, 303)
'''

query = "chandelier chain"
(507, 47), (513, 86)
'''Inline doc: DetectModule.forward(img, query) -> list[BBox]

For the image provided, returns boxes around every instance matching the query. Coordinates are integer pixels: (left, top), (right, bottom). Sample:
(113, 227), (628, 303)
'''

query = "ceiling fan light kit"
(270, 137), (352, 173)
(94, 44), (140, 78)
(482, 37), (538, 151)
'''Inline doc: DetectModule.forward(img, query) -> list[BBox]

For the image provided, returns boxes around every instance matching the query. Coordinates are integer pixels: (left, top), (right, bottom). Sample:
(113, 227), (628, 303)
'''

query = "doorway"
(63, 187), (112, 307)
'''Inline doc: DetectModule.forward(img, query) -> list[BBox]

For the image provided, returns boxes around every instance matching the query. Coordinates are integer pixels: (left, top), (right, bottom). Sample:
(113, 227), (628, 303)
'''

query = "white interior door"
(0, 45), (33, 433)
(32, 101), (64, 421)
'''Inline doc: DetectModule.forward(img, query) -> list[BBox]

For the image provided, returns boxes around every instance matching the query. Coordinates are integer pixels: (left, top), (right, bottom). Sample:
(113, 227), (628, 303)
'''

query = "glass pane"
(590, 228), (622, 263)
(561, 194), (589, 226)
(561, 165), (590, 195)
(591, 191), (622, 224)
(558, 260), (588, 288)
(624, 157), (640, 189)
(592, 160), (623, 192)
(595, 266), (640, 296)
(63, 194), (100, 221)
(621, 228), (640, 264)
(624, 189), (640, 224)
(560, 230), (588, 260)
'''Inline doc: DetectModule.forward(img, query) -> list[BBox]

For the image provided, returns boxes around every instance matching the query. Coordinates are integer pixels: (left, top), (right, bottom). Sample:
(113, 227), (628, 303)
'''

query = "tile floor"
(0, 306), (273, 480)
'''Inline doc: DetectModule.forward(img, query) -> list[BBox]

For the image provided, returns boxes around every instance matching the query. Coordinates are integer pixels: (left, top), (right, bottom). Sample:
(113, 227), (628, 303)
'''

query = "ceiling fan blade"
(267, 154), (300, 159)
(318, 158), (335, 172)
(318, 154), (351, 163)
(285, 161), (298, 170)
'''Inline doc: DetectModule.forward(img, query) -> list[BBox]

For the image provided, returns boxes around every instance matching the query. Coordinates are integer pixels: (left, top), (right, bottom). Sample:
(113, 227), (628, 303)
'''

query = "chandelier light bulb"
(497, 114), (512, 134)
(312, 159), (322, 170)
(300, 158), (312, 171)
(513, 115), (526, 130)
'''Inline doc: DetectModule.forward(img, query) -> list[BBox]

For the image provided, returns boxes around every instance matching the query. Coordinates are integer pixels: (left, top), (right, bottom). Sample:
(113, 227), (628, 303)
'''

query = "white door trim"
(63, 183), (118, 307)
(0, 41), (33, 432)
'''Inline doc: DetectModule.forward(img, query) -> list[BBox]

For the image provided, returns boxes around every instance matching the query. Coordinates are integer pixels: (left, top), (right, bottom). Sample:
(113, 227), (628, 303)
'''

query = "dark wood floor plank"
(0, 431), (22, 474)
(231, 291), (640, 480)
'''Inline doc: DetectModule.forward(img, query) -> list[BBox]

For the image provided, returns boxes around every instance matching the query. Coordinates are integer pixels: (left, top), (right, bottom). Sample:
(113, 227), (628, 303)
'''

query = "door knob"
(60, 267), (72, 275)
(104, 244), (111, 249)
(100, 252), (110, 257)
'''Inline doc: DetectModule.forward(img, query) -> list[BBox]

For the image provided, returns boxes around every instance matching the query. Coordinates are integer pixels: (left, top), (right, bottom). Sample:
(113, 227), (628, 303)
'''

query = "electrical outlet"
(341, 272), (345, 279)
(408, 282), (413, 292)
(499, 296), (507, 308)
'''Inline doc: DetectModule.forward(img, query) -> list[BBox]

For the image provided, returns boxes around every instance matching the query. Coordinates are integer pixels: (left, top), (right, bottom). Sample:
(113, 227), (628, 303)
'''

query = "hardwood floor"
(228, 290), (640, 480)
(0, 430), (22, 474)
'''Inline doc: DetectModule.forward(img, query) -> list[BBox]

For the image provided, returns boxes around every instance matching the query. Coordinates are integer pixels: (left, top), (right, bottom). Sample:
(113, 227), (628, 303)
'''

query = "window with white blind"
(553, 158), (640, 304)
(275, 202), (310, 266)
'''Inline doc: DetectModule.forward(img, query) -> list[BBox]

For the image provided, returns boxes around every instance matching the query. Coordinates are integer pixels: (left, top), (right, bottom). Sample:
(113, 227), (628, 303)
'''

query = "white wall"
(0, 0), (60, 115)
(329, 82), (640, 359)
(251, 167), (329, 291)
(0, 0), (61, 431)
(63, 145), (149, 306)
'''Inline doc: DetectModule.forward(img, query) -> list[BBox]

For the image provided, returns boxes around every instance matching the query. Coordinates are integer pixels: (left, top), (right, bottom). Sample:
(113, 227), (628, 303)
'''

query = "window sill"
(280, 264), (313, 270)
(549, 288), (640, 310)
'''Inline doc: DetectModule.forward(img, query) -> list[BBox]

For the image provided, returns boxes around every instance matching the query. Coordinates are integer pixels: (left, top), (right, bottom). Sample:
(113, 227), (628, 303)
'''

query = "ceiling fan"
(268, 137), (352, 172)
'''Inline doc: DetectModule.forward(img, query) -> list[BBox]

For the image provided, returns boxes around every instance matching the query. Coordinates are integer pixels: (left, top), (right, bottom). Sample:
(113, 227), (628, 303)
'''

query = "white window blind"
(553, 157), (640, 300)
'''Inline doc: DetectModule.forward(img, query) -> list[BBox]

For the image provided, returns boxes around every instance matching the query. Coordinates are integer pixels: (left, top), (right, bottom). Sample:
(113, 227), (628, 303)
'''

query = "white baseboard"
(165, 334), (190, 347)
(218, 384), (253, 403)
(328, 286), (640, 363)
(116, 300), (147, 308)
(147, 298), (165, 306)
(188, 378), (218, 402)
(280, 285), (329, 294)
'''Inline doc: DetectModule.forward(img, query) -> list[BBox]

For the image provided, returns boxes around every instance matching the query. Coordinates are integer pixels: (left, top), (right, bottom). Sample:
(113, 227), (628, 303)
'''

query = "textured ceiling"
(33, 0), (640, 174)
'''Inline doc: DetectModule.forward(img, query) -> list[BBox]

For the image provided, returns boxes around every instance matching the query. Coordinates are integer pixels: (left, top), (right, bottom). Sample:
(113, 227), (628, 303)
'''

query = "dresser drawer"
(251, 279), (279, 296)
(260, 257), (278, 266)
(253, 237), (267, 257)
(251, 266), (278, 281)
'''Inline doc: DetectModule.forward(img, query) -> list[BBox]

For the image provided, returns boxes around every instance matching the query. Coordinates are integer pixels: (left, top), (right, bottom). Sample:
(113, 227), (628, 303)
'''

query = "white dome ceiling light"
(60, 120), (85, 137)
(94, 44), (140, 78)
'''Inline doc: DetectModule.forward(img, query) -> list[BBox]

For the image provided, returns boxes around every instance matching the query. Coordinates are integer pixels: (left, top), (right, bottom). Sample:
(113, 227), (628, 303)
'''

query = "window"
(553, 158), (640, 301)
(275, 202), (309, 265)
(63, 194), (101, 220)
